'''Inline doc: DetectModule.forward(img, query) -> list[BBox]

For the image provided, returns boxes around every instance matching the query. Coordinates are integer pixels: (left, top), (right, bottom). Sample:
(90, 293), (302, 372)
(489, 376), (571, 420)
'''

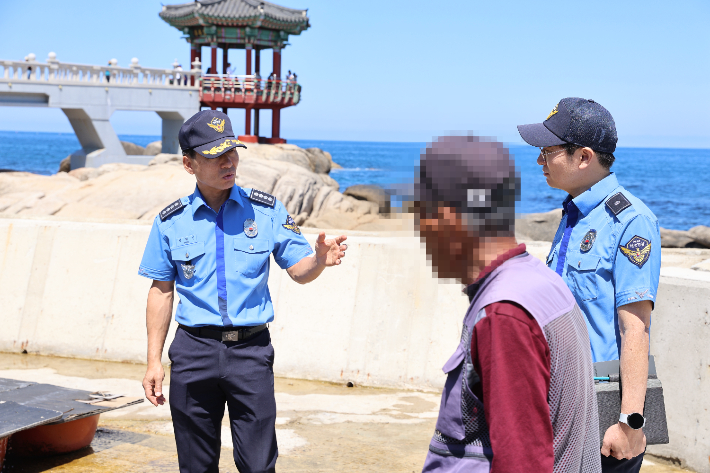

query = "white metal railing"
(0, 53), (201, 89)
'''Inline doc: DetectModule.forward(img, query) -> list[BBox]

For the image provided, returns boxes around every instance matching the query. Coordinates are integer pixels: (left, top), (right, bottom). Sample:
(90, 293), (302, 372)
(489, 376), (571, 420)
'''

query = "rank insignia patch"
(282, 215), (301, 235)
(244, 218), (258, 238)
(207, 117), (225, 133)
(619, 235), (652, 268)
(580, 229), (597, 252)
(249, 189), (275, 207)
(160, 199), (184, 221)
(605, 192), (632, 216)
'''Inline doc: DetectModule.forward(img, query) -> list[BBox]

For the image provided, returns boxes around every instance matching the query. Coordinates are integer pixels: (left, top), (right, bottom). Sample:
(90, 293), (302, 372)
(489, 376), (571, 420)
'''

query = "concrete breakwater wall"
(1, 217), (709, 472)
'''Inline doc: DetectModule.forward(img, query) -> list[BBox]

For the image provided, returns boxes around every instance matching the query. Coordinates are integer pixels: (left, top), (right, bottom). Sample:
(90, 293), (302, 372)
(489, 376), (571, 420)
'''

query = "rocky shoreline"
(0, 141), (398, 232)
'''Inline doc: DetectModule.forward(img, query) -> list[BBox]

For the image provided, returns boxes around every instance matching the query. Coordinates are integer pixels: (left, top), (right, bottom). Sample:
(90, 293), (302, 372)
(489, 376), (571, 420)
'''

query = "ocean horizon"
(1, 130), (708, 231)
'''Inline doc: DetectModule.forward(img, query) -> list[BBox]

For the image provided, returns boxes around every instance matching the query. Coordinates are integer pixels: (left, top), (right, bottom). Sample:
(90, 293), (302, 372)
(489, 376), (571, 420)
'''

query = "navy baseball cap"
(517, 97), (618, 154)
(179, 110), (247, 158)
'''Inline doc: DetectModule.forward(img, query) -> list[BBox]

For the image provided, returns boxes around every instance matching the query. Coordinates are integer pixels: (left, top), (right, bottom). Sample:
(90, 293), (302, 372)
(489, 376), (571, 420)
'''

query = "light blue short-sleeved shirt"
(546, 173), (661, 363)
(138, 185), (313, 327)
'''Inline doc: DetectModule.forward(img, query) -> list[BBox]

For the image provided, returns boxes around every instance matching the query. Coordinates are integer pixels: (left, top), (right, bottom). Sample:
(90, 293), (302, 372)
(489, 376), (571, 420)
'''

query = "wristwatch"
(619, 413), (645, 430)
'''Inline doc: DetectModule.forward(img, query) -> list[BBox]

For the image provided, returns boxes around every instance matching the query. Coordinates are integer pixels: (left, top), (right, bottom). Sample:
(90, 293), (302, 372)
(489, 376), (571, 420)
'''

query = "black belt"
(180, 323), (268, 342)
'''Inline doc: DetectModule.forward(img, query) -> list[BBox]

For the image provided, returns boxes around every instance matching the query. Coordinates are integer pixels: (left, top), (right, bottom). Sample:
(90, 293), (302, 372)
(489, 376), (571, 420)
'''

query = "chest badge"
(580, 229), (597, 252)
(619, 235), (652, 268)
(244, 219), (258, 238)
(181, 262), (195, 280)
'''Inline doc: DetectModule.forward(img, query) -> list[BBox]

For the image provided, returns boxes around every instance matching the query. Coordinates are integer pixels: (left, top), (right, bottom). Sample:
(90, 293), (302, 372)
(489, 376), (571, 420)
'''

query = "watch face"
(627, 413), (645, 429)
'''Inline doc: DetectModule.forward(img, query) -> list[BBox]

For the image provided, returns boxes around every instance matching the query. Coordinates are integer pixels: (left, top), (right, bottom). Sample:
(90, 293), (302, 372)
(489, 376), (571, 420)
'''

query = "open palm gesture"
(314, 232), (348, 266)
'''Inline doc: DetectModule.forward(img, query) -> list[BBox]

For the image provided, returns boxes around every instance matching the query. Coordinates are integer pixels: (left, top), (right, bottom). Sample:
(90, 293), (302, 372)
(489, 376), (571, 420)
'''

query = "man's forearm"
(146, 281), (175, 365)
(287, 254), (326, 284)
(618, 301), (652, 414)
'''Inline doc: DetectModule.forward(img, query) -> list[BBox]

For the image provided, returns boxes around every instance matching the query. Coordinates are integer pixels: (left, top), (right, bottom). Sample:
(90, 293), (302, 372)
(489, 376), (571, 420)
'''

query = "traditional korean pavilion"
(159, 0), (310, 144)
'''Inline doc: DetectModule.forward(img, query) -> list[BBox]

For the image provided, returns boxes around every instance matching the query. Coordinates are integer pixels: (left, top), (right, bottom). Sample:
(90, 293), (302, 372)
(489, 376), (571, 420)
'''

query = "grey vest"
(422, 253), (601, 473)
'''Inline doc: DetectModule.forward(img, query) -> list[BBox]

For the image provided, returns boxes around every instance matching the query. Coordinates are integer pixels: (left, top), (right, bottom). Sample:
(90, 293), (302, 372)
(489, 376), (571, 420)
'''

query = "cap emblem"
(207, 117), (225, 133)
(202, 139), (242, 156)
(546, 103), (559, 120)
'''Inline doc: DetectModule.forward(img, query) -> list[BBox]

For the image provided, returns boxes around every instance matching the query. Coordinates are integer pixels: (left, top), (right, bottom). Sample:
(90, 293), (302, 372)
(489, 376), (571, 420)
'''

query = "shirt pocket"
(566, 253), (601, 302)
(234, 238), (271, 277)
(170, 242), (206, 283)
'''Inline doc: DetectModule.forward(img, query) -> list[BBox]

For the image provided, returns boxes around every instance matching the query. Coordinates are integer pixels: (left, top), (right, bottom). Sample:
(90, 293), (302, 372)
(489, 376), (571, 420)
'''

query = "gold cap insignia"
(201, 139), (241, 155)
(207, 117), (225, 133)
(546, 104), (559, 120)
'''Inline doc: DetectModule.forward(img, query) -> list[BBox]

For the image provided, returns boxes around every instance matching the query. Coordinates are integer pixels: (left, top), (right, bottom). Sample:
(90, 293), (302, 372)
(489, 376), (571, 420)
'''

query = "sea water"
(1, 131), (708, 230)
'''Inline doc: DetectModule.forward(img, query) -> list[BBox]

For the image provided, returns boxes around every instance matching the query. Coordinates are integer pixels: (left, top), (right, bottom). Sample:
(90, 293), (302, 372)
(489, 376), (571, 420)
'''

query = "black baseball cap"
(411, 135), (519, 235)
(517, 97), (618, 154)
(179, 110), (247, 158)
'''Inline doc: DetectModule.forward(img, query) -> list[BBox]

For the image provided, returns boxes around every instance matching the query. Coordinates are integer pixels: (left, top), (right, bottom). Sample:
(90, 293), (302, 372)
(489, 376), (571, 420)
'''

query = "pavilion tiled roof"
(160, 0), (309, 35)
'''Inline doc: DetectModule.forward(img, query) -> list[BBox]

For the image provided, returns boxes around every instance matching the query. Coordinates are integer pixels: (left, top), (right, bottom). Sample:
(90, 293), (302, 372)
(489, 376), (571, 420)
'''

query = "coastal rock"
(688, 225), (710, 248)
(515, 209), (561, 242)
(660, 228), (698, 248)
(344, 184), (389, 213)
(149, 153), (182, 166)
(121, 141), (146, 155)
(58, 156), (71, 173)
(144, 141), (162, 156)
(2, 144), (381, 230)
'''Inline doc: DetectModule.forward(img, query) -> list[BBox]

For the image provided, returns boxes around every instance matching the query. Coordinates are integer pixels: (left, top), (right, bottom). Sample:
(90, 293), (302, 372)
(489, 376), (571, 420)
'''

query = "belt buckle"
(222, 330), (240, 342)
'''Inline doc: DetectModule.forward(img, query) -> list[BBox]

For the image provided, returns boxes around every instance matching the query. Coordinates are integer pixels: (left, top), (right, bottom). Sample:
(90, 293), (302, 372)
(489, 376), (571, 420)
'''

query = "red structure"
(160, 0), (310, 144)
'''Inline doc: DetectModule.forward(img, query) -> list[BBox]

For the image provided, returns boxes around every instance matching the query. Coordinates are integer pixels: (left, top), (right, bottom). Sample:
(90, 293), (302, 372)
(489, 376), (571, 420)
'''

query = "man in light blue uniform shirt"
(139, 110), (347, 473)
(518, 98), (661, 473)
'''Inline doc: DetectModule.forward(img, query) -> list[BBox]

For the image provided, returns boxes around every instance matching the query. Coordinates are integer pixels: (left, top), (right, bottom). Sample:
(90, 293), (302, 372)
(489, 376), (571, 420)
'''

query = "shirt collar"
(465, 243), (527, 302)
(191, 185), (245, 216)
(565, 172), (619, 217)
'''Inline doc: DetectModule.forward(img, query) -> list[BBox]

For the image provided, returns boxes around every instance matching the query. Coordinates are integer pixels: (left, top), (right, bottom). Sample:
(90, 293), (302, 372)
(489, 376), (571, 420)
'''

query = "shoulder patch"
(249, 189), (275, 208)
(619, 235), (652, 268)
(605, 192), (632, 215)
(160, 199), (184, 221)
(282, 215), (302, 235)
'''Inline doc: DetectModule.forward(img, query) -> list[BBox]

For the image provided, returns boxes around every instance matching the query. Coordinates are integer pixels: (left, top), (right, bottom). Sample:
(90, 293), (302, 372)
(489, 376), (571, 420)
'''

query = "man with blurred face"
(414, 135), (600, 473)
(518, 98), (662, 472)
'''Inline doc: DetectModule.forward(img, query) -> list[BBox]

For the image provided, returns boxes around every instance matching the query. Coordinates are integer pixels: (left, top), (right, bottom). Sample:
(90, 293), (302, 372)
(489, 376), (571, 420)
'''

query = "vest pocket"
(434, 359), (466, 441)
(234, 238), (271, 277)
(566, 253), (601, 301)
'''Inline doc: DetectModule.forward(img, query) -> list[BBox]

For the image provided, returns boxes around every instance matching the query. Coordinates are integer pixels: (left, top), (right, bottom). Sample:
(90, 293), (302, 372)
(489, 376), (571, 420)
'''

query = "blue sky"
(1, 0), (709, 147)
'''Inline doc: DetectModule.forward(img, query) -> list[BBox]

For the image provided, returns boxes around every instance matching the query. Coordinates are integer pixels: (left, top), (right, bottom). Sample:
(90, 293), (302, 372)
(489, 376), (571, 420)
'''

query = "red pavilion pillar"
(254, 49), (260, 139)
(210, 43), (217, 74)
(222, 45), (229, 114)
(239, 45), (257, 142)
(270, 46), (284, 143)
(190, 44), (198, 86)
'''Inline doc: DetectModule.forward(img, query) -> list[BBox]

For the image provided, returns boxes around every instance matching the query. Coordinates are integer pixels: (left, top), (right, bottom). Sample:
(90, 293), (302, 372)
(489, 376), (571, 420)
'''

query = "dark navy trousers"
(601, 451), (644, 473)
(169, 326), (278, 473)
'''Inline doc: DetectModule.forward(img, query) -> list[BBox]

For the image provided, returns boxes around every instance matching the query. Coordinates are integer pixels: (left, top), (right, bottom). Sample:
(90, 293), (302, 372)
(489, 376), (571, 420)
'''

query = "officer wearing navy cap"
(138, 110), (347, 473)
(518, 98), (661, 472)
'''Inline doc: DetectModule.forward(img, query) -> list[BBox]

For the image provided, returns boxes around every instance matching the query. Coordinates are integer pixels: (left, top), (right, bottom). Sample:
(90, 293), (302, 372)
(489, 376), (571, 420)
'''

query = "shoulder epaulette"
(605, 192), (632, 216)
(249, 189), (276, 208)
(159, 199), (185, 221)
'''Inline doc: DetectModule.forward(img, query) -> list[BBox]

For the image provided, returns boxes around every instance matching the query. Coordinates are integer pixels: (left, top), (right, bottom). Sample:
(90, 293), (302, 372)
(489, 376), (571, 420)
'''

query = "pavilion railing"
(0, 56), (201, 89)
(200, 74), (301, 105)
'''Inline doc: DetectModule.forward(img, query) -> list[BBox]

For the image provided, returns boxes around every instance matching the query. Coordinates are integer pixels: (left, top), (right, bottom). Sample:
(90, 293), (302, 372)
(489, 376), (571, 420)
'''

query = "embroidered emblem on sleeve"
(282, 215), (301, 235)
(619, 235), (652, 268)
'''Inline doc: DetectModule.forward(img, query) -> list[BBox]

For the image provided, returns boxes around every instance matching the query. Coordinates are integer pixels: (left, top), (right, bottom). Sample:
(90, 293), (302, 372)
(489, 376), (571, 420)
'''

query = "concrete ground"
(0, 353), (694, 473)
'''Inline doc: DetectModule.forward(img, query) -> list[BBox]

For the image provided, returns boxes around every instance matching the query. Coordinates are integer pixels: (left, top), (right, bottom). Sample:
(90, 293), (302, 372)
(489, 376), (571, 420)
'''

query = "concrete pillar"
(210, 43), (217, 74)
(157, 111), (189, 155)
(62, 108), (126, 169)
